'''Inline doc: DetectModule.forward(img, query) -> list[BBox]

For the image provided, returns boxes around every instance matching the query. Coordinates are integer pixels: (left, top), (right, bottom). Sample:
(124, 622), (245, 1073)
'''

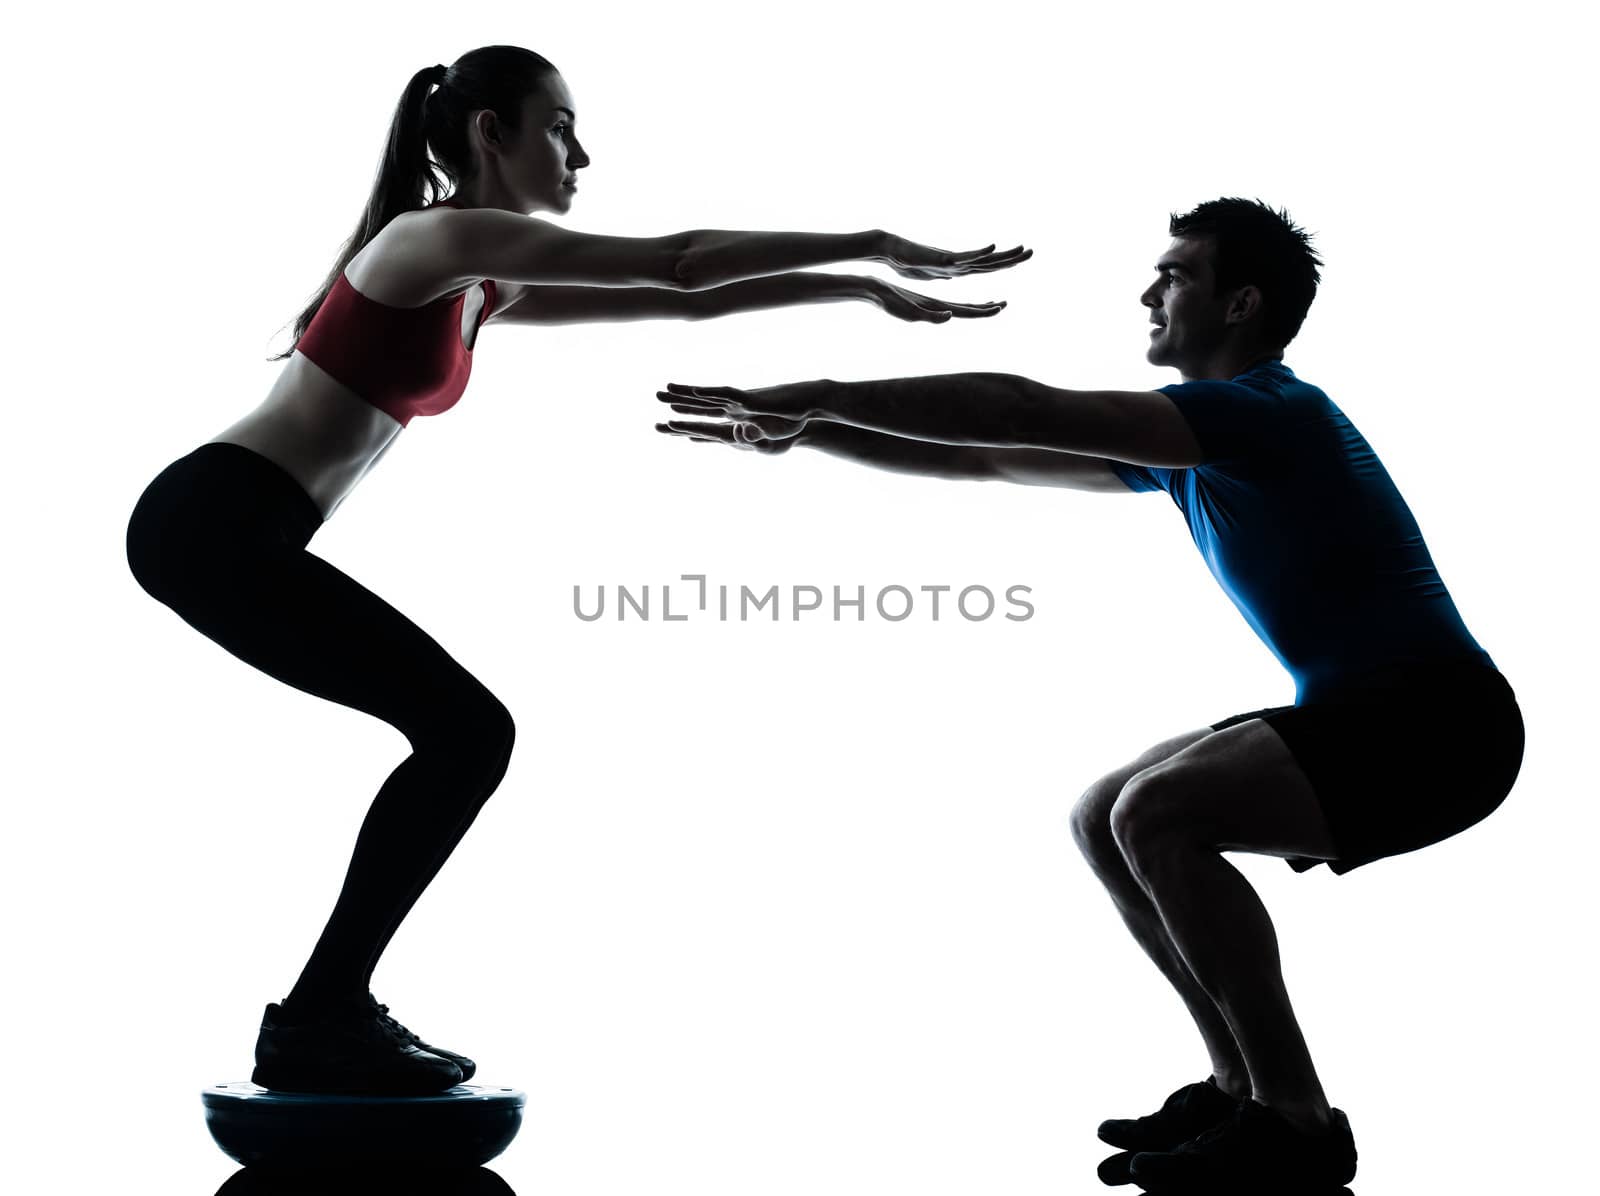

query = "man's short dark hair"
(1169, 198), (1323, 349)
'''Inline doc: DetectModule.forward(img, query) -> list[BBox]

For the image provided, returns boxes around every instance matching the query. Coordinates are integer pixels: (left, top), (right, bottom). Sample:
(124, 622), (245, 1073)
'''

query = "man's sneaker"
(1128, 1098), (1358, 1192)
(1097, 1076), (1242, 1151)
(251, 999), (463, 1095)
(1096, 1150), (1138, 1186)
(359, 991), (477, 1083)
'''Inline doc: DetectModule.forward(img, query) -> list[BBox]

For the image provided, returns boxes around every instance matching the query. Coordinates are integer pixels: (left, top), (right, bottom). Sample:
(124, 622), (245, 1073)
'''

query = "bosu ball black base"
(202, 1082), (525, 1169)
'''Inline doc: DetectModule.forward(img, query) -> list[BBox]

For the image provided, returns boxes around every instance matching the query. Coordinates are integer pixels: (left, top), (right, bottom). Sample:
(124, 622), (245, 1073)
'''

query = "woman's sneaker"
(1097, 1077), (1242, 1151)
(359, 991), (477, 1083)
(251, 999), (463, 1095)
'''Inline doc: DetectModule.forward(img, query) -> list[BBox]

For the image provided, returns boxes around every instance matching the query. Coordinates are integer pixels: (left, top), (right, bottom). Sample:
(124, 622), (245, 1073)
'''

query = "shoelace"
(367, 1000), (421, 1045)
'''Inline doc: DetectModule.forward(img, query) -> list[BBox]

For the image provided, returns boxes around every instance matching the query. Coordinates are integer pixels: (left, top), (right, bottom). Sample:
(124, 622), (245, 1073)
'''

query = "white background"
(3, 1), (1594, 1192)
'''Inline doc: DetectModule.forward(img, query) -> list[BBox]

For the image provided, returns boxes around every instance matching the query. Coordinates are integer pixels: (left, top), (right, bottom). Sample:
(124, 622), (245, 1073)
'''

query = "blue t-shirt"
(1109, 358), (1492, 704)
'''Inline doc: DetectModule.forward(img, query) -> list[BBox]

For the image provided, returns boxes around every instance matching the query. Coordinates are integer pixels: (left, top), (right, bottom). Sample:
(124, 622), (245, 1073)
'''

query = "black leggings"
(126, 442), (515, 1004)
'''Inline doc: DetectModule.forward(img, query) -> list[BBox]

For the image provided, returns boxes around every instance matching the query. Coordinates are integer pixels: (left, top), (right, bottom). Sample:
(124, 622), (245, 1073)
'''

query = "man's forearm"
(808, 372), (1070, 448)
(794, 421), (994, 480)
(679, 230), (882, 290)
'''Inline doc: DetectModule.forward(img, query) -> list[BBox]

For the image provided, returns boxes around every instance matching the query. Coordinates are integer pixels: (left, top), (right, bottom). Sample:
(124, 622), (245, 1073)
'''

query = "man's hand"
(656, 381), (825, 421)
(656, 413), (806, 455)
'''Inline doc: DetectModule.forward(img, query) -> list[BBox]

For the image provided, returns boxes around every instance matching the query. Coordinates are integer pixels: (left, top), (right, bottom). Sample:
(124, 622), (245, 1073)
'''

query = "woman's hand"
(656, 412), (807, 455)
(858, 276), (1006, 322)
(872, 233), (1032, 280)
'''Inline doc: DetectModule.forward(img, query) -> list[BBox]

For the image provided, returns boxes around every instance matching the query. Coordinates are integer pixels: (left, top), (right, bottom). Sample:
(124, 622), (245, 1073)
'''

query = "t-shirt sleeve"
(1108, 460), (1162, 492)
(1158, 378), (1283, 464)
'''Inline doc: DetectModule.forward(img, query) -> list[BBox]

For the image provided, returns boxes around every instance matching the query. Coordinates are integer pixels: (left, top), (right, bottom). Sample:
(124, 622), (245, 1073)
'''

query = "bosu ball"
(202, 1081), (525, 1169)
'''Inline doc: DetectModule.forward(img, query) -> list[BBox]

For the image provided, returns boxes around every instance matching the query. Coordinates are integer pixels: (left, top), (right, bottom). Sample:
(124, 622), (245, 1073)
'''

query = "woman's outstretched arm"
(438, 208), (1030, 291)
(488, 272), (1006, 325)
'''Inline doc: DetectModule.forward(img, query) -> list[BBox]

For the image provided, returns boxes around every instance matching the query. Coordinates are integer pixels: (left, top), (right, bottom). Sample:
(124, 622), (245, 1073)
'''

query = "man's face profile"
(1142, 236), (1230, 372)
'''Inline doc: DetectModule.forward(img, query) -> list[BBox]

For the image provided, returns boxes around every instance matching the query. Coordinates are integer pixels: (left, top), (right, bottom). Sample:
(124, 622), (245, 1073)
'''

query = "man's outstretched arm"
(659, 416), (1133, 492)
(803, 423), (1131, 491)
(659, 374), (1203, 468)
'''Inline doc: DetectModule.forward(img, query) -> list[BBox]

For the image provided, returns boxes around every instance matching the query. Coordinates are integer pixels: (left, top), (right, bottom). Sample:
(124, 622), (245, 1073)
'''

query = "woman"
(125, 44), (1029, 1097)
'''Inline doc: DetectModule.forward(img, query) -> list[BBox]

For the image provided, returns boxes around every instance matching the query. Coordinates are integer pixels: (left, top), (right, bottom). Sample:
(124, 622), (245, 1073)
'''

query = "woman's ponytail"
(270, 47), (557, 361)
(269, 64), (453, 360)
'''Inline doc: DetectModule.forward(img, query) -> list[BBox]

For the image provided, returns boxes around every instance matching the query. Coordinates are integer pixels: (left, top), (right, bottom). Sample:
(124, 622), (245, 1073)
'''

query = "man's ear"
(1226, 284), (1262, 326)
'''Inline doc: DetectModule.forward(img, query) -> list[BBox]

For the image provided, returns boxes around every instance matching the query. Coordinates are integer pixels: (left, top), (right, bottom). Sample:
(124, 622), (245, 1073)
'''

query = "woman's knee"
(417, 683), (516, 783)
(463, 691), (516, 780)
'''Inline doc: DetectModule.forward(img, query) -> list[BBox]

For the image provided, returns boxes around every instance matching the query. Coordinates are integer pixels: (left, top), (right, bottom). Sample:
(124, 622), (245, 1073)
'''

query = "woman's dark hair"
(1168, 197), (1323, 349)
(270, 45), (558, 360)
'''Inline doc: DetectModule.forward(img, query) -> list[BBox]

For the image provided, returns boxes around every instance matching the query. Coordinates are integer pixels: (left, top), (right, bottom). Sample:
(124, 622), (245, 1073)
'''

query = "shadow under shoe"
(1098, 1077), (1242, 1152)
(252, 1001), (463, 1095)
(359, 992), (477, 1083)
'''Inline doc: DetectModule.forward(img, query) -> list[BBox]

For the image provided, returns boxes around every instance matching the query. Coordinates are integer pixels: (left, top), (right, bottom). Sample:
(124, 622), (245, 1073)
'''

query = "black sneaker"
(251, 999), (463, 1095)
(1095, 1150), (1138, 1186)
(1128, 1098), (1358, 1193)
(359, 991), (477, 1083)
(1098, 1076), (1242, 1151)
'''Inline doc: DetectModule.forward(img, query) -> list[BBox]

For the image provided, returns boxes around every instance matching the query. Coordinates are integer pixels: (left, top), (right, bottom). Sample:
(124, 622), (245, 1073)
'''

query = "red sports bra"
(295, 198), (497, 427)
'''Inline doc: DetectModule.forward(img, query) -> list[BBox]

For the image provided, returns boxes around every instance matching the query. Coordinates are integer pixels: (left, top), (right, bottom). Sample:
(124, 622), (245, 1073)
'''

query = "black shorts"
(1210, 659), (1524, 875)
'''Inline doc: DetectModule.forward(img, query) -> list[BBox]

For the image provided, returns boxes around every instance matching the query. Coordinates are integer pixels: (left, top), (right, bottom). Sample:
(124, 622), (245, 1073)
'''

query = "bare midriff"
(206, 352), (406, 522)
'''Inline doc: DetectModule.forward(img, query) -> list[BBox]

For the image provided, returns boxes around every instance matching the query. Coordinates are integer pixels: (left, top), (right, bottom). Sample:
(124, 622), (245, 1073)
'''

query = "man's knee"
(1109, 768), (1191, 871)
(1070, 774), (1127, 863)
(1072, 729), (1215, 864)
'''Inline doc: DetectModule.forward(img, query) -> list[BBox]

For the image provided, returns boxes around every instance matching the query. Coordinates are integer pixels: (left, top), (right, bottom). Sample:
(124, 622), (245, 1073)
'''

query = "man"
(656, 198), (1523, 1192)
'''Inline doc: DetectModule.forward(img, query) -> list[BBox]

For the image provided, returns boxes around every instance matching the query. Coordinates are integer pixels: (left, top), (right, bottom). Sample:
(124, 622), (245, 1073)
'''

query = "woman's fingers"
(947, 300), (1006, 317)
(924, 292), (1007, 313)
(962, 247), (1033, 271)
(889, 285), (1007, 320)
(949, 246), (1031, 271)
(894, 246), (1032, 279)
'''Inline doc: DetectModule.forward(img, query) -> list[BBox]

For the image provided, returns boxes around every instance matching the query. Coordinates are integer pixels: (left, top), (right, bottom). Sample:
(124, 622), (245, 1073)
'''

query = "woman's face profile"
(506, 72), (589, 215)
